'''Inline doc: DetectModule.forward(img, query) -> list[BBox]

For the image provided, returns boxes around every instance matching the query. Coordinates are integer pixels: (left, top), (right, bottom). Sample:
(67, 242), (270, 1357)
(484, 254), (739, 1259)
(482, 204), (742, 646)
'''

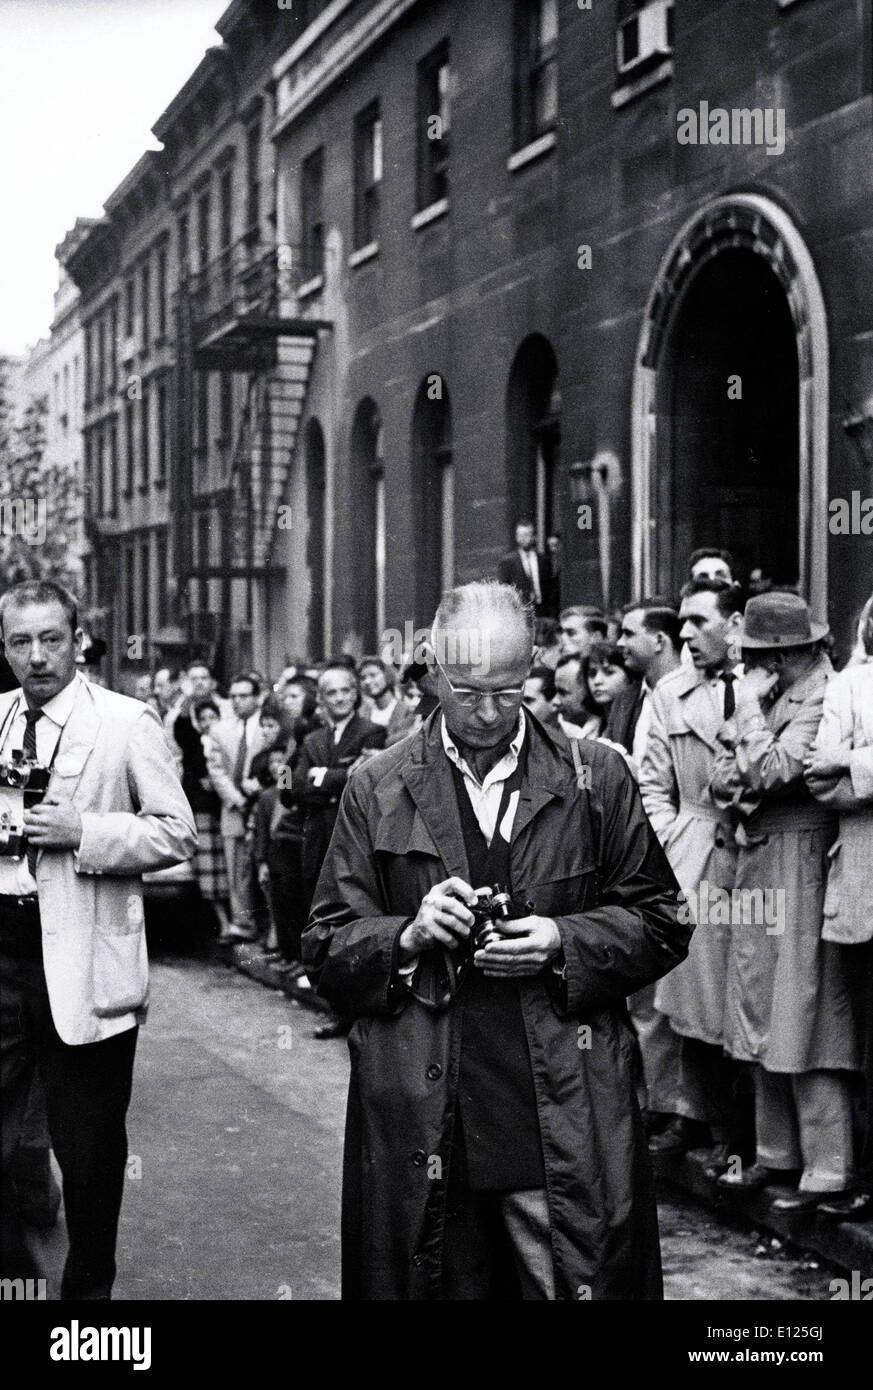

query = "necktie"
(232, 721), (248, 788)
(23, 708), (44, 877)
(722, 672), (736, 719)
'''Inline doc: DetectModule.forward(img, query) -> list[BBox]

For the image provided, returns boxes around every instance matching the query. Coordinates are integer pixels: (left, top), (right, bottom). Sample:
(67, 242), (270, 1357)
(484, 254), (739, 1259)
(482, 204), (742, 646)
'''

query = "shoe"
(817, 1192), (873, 1222)
(295, 973), (311, 990)
(695, 1142), (733, 1180)
(771, 1188), (849, 1213)
(648, 1116), (709, 1154)
(314, 1019), (349, 1040)
(717, 1162), (793, 1191)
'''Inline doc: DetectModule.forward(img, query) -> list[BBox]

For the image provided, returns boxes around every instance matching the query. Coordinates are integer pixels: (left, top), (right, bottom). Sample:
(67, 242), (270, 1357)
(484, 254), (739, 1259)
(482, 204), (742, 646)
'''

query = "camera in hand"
(470, 884), (512, 948)
(0, 752), (51, 857)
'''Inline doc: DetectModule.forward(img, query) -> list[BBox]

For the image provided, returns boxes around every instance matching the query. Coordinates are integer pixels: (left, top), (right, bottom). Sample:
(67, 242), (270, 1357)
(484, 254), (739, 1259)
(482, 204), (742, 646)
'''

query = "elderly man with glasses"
(304, 581), (688, 1301)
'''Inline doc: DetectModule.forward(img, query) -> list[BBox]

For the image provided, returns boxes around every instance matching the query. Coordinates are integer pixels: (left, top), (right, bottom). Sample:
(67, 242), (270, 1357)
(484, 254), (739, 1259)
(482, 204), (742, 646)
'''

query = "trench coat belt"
(737, 802), (836, 843)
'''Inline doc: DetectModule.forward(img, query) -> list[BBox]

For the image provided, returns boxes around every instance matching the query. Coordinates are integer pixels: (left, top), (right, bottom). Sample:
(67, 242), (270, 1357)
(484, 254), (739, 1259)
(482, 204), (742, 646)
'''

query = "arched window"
(411, 377), (453, 624)
(350, 398), (384, 649)
(505, 335), (560, 547)
(305, 417), (326, 659)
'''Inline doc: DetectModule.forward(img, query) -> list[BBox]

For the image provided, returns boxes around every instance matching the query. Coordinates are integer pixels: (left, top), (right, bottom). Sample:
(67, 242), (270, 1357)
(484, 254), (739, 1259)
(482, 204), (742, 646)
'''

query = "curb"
(227, 942), (332, 1013)
(653, 1149), (873, 1280)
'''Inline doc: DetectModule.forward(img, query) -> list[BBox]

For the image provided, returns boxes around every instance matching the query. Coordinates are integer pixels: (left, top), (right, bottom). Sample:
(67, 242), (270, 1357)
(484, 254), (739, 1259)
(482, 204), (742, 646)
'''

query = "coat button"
(412, 1254), (424, 1268)
(426, 1064), (442, 1080)
(411, 1149), (427, 1166)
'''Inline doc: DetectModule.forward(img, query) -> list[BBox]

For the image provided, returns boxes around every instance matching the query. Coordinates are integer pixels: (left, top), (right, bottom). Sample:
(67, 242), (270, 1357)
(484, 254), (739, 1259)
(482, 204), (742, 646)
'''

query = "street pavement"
(29, 950), (838, 1300)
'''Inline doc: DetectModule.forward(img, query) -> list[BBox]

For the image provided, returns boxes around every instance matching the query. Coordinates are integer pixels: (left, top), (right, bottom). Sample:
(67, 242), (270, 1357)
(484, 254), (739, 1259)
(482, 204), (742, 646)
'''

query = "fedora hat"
(739, 592), (829, 649)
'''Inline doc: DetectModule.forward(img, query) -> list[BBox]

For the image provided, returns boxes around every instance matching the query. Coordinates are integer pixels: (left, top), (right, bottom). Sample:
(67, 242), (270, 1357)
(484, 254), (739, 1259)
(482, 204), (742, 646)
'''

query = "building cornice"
(272, 0), (421, 138)
(152, 47), (230, 143)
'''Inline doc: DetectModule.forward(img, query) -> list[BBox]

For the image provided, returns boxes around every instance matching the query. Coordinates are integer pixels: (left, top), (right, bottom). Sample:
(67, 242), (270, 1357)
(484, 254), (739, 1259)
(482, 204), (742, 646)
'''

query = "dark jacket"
(304, 711), (688, 1300)
(172, 708), (221, 816)
(284, 713), (386, 887)
(497, 548), (555, 616)
(605, 680), (645, 754)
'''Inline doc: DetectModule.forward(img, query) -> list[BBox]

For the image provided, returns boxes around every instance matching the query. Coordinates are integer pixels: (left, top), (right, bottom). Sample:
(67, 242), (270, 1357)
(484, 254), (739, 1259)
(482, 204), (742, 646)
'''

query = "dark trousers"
(0, 898), (137, 1299)
(267, 838), (306, 963)
(440, 1186), (556, 1300)
(845, 939), (873, 1186)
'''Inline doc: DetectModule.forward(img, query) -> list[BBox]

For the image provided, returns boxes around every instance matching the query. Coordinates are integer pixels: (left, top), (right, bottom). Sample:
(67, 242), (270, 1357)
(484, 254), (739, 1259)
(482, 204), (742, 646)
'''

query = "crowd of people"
(117, 528), (873, 1229)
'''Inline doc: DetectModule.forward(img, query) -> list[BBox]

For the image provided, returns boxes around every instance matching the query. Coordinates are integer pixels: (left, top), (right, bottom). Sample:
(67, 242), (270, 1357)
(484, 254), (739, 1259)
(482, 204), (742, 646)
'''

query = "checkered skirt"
(193, 811), (229, 901)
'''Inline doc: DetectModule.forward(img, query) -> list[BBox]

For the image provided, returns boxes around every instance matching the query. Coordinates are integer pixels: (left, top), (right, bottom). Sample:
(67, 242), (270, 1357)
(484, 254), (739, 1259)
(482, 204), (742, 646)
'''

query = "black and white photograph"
(0, 0), (871, 1351)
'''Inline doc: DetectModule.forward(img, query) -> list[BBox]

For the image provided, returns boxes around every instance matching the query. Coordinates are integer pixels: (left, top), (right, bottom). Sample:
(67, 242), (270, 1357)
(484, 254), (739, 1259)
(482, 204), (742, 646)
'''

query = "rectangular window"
(124, 543), (136, 638)
(95, 427), (105, 518)
(84, 325), (92, 405)
(97, 318), (105, 401)
(109, 418), (118, 517)
(83, 430), (92, 518)
(140, 383), (150, 492)
(155, 530), (168, 628)
(220, 372), (233, 441)
(246, 120), (261, 231)
(177, 213), (189, 281)
(125, 278), (135, 339)
(156, 380), (168, 485)
(141, 260), (151, 350)
(416, 41), (451, 210)
(157, 247), (167, 340)
(125, 398), (135, 497)
(616, 0), (674, 78)
(300, 146), (324, 274)
(197, 190), (211, 271)
(108, 300), (117, 394)
(514, 0), (558, 147)
(197, 512), (211, 610)
(354, 102), (382, 249)
(140, 536), (151, 638)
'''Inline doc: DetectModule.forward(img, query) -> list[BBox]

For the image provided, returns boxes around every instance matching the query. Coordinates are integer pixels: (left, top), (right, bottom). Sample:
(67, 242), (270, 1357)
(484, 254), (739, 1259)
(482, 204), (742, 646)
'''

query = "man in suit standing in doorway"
(497, 520), (554, 619)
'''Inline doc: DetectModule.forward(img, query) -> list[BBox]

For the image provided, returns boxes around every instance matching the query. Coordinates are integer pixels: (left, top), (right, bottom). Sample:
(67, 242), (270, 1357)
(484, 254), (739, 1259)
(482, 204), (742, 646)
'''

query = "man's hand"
(23, 796), (83, 850)
(398, 877), (476, 963)
(804, 749), (850, 782)
(257, 862), (270, 888)
(735, 667), (779, 704)
(474, 915), (561, 977)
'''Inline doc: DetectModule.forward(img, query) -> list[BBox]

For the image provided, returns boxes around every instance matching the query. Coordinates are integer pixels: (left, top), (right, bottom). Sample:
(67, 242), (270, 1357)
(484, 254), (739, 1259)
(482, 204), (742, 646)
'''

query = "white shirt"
(440, 712), (526, 845)
(366, 697), (397, 729)
(0, 673), (80, 895)
(332, 712), (354, 745)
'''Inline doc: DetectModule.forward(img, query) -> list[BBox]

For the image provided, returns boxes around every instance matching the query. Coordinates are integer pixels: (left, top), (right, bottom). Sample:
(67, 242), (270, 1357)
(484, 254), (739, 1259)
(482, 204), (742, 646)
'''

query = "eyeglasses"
(433, 655), (525, 710)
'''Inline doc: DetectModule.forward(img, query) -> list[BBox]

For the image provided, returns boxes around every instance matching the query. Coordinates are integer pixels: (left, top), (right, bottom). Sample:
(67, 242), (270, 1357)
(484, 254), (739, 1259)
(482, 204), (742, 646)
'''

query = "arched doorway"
(304, 417), (326, 659)
(505, 334), (560, 547)
(349, 397), (384, 650)
(412, 377), (453, 625)
(631, 194), (829, 614)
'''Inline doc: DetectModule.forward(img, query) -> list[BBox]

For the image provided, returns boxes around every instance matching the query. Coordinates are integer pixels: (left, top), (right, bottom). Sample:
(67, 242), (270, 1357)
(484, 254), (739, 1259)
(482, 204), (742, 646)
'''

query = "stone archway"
(631, 194), (829, 614)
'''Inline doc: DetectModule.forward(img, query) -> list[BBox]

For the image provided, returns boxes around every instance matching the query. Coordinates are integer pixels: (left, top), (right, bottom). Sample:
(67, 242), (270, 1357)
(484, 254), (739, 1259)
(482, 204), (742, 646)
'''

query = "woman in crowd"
(583, 639), (636, 734)
(190, 696), (231, 938)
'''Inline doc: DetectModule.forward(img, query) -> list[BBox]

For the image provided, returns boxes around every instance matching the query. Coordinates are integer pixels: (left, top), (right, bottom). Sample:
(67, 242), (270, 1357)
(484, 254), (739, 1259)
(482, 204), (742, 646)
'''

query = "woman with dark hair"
(189, 696), (231, 937)
(575, 641), (637, 736)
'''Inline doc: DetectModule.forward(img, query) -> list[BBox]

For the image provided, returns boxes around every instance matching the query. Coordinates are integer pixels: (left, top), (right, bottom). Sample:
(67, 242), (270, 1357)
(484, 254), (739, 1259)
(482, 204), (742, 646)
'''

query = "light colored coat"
(205, 713), (266, 838)
(0, 678), (197, 1046)
(806, 661), (873, 945)
(640, 666), (738, 1045)
(711, 654), (857, 1072)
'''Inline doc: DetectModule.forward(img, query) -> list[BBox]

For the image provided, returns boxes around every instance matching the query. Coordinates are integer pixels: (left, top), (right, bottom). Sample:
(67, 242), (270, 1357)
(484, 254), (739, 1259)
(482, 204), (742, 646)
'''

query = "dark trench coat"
(304, 712), (689, 1300)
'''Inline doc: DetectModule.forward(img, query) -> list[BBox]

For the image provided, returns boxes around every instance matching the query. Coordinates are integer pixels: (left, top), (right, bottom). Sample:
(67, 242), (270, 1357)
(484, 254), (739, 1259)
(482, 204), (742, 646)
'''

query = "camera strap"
(569, 739), (602, 908)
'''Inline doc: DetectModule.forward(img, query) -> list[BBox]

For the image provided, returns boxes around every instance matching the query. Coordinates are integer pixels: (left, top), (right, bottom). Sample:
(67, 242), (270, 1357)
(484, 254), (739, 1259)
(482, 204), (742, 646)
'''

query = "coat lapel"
(677, 673), (722, 750)
(401, 755), (470, 880)
(48, 677), (100, 799)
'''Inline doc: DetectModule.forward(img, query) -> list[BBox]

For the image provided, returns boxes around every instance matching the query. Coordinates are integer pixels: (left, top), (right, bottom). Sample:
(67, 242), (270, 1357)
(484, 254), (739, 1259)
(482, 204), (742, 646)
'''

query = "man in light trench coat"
(711, 592), (858, 1209)
(305, 581), (689, 1299)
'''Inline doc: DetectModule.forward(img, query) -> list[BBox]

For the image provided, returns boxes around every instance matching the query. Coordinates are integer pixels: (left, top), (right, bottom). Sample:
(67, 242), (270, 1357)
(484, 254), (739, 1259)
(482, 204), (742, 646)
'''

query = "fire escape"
(172, 237), (330, 675)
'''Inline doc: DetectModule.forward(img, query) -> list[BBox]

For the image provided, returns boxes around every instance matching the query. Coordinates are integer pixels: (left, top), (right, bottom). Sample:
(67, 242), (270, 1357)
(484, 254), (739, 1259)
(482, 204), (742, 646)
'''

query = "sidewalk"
(652, 1150), (873, 1282)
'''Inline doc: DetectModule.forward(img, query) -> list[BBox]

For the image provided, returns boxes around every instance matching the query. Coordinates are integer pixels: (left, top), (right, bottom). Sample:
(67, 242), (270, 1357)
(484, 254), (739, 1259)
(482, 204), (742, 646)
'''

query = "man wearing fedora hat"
(712, 591), (858, 1211)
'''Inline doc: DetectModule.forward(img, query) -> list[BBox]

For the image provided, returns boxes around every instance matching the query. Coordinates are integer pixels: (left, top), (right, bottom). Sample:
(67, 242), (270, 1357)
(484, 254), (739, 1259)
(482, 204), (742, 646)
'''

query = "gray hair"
(432, 581), (534, 665)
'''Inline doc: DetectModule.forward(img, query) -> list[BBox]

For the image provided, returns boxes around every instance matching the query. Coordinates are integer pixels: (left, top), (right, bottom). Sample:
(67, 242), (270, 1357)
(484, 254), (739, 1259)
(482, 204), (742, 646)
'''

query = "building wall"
(274, 0), (873, 664)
